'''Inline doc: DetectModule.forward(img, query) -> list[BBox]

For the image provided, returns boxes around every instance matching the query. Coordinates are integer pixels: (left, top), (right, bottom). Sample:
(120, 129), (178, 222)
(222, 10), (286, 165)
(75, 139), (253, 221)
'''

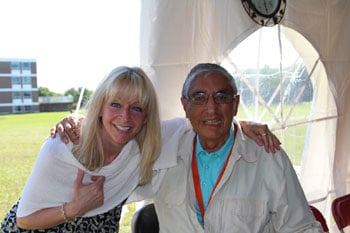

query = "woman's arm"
(239, 120), (281, 153)
(51, 113), (84, 145)
(17, 170), (105, 230)
(51, 115), (281, 153)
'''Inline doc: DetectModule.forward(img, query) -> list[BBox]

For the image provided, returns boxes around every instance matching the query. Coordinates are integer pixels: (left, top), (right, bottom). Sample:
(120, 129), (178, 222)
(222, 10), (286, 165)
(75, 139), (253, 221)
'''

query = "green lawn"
(0, 112), (135, 233)
(237, 103), (311, 165)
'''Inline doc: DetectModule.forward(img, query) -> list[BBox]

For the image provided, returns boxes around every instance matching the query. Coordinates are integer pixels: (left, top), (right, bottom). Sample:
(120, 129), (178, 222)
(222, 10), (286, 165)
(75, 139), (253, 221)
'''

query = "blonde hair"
(73, 66), (161, 185)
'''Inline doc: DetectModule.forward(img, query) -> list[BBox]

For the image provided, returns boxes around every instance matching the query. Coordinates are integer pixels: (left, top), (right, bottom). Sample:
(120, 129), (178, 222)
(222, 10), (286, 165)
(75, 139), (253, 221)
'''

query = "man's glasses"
(188, 92), (237, 105)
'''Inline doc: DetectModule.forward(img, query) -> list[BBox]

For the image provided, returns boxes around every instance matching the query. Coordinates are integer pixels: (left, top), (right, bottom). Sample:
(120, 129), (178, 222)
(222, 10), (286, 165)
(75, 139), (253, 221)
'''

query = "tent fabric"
(139, 0), (350, 232)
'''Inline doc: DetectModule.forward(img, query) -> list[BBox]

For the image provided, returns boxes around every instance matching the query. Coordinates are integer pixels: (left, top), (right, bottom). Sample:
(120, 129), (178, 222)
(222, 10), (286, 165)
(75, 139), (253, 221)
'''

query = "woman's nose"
(118, 108), (130, 120)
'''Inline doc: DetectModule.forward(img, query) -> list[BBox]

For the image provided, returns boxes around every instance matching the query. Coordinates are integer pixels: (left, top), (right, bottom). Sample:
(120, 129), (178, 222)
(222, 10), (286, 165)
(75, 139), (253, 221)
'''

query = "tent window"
(221, 25), (334, 171)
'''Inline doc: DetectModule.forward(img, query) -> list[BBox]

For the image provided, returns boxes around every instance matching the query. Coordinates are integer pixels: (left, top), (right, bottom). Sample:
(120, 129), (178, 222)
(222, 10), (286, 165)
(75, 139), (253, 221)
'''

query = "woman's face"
(99, 90), (146, 147)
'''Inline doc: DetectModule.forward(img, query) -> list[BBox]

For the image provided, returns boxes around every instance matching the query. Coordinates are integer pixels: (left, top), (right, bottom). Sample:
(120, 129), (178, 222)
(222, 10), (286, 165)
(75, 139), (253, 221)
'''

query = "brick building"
(0, 58), (39, 114)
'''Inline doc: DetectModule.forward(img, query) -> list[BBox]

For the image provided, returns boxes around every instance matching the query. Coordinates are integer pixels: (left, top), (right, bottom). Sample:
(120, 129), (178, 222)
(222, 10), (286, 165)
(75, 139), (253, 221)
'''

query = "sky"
(228, 27), (300, 70)
(0, 0), (141, 94)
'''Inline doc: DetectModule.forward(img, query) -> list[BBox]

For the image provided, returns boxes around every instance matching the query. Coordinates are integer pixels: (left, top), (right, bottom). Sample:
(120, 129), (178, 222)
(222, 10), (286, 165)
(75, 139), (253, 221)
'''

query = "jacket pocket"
(206, 197), (269, 233)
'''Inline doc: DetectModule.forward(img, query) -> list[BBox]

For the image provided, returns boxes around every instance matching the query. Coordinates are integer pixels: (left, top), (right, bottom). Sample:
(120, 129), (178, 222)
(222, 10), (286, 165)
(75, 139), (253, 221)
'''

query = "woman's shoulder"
(37, 135), (74, 161)
(161, 117), (192, 136)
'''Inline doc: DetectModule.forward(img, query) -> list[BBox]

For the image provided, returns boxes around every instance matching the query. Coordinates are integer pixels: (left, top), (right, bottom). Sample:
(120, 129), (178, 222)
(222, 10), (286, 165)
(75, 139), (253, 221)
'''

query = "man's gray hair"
(181, 63), (238, 98)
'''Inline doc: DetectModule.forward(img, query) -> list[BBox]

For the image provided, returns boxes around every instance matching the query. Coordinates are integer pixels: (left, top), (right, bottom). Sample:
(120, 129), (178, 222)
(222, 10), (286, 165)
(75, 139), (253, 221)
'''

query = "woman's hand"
(16, 169), (105, 229)
(64, 169), (105, 219)
(239, 120), (281, 153)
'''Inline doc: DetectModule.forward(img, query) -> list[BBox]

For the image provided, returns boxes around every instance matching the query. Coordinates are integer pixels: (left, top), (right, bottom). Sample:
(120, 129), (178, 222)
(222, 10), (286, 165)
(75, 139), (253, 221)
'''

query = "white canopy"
(139, 1), (350, 232)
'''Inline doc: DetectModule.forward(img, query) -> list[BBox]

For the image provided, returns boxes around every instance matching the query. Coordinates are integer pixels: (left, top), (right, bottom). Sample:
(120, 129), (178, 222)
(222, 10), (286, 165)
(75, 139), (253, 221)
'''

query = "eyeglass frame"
(186, 91), (238, 105)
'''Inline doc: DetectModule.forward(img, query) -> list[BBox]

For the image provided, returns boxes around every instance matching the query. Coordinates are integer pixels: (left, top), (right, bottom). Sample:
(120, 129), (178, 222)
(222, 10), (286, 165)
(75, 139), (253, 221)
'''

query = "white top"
(129, 118), (323, 233)
(17, 135), (141, 217)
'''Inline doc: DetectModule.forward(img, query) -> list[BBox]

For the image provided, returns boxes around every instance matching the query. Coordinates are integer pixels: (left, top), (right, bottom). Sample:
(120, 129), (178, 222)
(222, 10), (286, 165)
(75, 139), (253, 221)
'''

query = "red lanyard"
(191, 124), (237, 225)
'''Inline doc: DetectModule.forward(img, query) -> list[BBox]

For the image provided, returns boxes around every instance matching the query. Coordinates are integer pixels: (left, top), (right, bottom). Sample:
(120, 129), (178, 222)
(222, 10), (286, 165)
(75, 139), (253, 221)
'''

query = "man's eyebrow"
(189, 90), (206, 95)
(190, 88), (232, 95)
(212, 89), (233, 94)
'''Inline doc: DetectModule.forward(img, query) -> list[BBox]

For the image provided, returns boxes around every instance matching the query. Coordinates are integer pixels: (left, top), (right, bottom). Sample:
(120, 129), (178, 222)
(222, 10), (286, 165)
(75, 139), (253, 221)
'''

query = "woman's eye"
(111, 103), (122, 109)
(131, 106), (143, 113)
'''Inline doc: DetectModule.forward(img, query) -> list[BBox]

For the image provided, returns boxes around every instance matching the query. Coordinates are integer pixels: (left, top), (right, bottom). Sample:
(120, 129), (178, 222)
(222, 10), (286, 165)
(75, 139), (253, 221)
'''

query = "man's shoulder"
(237, 132), (288, 166)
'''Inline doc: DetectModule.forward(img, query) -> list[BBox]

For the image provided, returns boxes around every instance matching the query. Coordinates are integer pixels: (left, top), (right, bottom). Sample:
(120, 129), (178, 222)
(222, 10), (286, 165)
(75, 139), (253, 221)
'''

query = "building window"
(13, 106), (21, 112)
(11, 62), (20, 71)
(24, 105), (32, 111)
(12, 76), (21, 85)
(23, 76), (31, 85)
(23, 92), (32, 99)
(12, 92), (21, 100)
(22, 62), (31, 71)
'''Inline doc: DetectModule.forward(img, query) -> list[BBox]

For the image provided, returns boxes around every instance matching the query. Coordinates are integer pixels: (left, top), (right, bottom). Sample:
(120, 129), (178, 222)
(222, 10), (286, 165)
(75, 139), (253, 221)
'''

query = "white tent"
(139, 1), (350, 232)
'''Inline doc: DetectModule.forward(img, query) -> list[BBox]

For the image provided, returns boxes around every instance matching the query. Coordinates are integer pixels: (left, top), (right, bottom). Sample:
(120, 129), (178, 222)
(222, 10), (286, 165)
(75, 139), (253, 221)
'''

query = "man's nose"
(205, 95), (217, 112)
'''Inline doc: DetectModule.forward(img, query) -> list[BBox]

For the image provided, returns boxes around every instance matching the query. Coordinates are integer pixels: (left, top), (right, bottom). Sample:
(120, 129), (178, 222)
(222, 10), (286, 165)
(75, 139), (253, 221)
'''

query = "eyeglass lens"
(189, 92), (235, 105)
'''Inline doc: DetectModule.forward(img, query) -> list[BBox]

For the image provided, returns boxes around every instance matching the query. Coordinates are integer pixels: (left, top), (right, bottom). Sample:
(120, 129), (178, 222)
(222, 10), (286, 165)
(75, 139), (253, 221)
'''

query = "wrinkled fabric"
(17, 136), (140, 218)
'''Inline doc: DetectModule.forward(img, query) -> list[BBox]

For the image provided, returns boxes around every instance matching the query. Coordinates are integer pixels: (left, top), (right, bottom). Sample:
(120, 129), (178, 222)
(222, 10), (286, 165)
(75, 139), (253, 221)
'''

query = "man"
(129, 63), (322, 232)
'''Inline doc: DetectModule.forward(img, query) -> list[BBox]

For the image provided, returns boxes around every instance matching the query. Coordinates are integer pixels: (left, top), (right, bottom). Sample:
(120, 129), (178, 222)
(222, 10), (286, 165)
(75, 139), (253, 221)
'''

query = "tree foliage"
(234, 63), (313, 106)
(38, 87), (60, 97)
(64, 87), (92, 109)
(38, 86), (93, 110)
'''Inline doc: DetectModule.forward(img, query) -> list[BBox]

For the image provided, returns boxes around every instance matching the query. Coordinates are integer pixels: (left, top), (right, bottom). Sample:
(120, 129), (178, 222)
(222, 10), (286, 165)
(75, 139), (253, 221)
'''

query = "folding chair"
(309, 205), (329, 232)
(131, 203), (159, 233)
(331, 193), (350, 233)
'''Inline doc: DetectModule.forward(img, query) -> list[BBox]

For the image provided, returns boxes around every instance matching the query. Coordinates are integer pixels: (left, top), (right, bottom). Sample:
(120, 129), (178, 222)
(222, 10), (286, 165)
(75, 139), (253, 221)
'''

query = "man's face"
(181, 72), (239, 150)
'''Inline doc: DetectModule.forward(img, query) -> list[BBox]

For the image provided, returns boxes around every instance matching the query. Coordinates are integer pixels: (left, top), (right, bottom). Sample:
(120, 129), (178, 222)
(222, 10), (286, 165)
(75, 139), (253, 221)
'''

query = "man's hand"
(50, 114), (84, 145)
(239, 120), (281, 153)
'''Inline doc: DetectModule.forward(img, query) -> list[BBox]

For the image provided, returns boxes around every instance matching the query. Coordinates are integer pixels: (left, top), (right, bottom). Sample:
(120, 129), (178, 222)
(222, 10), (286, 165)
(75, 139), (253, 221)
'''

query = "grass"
(0, 112), (135, 233)
(237, 103), (311, 165)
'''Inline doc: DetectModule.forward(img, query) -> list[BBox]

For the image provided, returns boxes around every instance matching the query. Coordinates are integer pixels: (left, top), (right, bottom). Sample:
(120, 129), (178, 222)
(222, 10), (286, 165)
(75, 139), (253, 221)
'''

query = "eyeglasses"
(188, 92), (237, 105)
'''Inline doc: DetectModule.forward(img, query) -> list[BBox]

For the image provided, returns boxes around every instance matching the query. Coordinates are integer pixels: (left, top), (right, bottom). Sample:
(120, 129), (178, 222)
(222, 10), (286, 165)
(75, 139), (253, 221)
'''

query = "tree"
(38, 87), (60, 97)
(64, 87), (92, 109)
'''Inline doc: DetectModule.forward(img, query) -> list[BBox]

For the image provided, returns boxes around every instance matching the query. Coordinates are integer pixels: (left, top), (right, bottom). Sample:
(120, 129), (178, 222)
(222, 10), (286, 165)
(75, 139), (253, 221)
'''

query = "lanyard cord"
(191, 124), (238, 225)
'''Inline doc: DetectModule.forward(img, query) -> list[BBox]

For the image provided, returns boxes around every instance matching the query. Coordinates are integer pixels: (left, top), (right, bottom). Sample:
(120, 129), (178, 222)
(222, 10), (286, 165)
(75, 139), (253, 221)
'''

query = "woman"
(1, 66), (161, 232)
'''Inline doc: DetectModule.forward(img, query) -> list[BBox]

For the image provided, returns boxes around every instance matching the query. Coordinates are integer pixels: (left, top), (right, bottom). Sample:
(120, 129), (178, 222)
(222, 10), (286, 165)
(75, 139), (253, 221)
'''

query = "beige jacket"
(129, 118), (323, 233)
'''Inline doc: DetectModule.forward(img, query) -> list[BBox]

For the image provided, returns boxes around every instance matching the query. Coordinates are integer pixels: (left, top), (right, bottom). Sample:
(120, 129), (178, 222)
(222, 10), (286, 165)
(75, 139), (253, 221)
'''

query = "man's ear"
(181, 97), (187, 111)
(233, 95), (240, 116)
(181, 97), (189, 117)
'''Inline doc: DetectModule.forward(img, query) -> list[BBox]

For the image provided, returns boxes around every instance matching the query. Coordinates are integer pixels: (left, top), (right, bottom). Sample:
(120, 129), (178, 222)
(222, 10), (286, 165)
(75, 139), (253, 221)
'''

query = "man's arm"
(271, 151), (323, 232)
(51, 115), (281, 153)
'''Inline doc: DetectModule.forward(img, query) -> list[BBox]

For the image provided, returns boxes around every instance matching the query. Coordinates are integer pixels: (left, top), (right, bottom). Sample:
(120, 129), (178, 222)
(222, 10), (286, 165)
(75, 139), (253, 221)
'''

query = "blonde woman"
(1, 66), (161, 232)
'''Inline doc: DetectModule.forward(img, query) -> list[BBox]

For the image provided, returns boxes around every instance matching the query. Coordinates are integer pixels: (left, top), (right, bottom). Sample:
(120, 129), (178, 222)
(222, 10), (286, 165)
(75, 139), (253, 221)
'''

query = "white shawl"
(17, 136), (141, 217)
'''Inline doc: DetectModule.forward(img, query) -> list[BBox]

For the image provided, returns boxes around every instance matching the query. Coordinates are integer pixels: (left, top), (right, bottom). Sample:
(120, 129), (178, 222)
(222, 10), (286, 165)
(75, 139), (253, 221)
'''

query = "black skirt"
(1, 200), (125, 233)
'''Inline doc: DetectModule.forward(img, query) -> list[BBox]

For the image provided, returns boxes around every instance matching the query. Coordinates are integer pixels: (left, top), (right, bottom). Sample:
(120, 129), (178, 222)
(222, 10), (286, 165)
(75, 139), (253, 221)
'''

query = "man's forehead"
(189, 72), (232, 90)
